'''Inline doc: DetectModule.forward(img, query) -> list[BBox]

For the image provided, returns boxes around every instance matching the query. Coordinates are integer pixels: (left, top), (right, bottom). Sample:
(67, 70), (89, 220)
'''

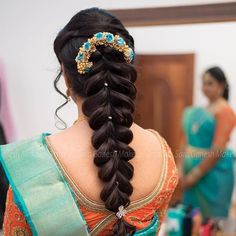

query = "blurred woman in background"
(179, 66), (236, 220)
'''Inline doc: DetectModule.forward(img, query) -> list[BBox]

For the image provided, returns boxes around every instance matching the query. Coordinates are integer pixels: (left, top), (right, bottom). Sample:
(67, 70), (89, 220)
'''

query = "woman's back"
(46, 122), (165, 203)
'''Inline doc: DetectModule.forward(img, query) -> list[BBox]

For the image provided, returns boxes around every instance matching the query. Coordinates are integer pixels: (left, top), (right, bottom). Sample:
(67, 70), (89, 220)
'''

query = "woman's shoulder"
(144, 128), (179, 181)
(147, 129), (179, 181)
(0, 133), (48, 167)
(220, 101), (235, 113)
(130, 124), (178, 194)
(144, 128), (174, 155)
(0, 133), (46, 152)
(140, 129), (179, 209)
(134, 124), (176, 162)
(132, 125), (168, 160)
(215, 100), (236, 122)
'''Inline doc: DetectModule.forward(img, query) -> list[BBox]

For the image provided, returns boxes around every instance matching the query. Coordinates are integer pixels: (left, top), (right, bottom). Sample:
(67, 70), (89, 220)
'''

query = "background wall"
(0, 1), (235, 150)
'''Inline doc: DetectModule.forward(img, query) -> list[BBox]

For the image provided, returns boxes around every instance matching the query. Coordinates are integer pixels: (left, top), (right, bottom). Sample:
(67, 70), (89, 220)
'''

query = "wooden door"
(134, 54), (194, 153)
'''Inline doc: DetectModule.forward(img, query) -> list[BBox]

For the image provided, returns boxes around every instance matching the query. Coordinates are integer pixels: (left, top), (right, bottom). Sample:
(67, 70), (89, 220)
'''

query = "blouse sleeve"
(212, 107), (236, 149)
(156, 136), (179, 234)
(2, 186), (32, 236)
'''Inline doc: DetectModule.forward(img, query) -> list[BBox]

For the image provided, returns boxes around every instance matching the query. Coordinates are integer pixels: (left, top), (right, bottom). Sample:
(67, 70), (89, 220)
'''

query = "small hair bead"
(104, 82), (108, 87)
(108, 116), (112, 120)
(116, 181), (119, 186)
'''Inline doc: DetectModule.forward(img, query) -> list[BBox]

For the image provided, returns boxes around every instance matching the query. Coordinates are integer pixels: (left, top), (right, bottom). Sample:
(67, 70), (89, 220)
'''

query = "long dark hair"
(53, 8), (137, 235)
(205, 66), (229, 100)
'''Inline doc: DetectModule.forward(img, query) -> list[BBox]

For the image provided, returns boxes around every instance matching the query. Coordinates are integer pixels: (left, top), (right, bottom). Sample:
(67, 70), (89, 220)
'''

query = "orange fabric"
(2, 185), (32, 236)
(2, 137), (178, 235)
(212, 106), (236, 149)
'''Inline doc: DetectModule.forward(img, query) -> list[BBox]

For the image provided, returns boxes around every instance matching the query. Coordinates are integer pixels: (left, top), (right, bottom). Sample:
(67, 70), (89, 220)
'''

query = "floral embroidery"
(2, 187), (32, 236)
(13, 226), (31, 236)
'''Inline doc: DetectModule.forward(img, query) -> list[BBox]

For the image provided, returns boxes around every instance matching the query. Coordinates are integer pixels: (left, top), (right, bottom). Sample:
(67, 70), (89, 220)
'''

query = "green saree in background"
(182, 106), (235, 219)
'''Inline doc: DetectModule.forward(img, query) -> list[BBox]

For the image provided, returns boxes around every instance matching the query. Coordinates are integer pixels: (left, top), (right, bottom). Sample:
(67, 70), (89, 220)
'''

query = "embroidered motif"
(13, 226), (31, 236)
(2, 187), (33, 236)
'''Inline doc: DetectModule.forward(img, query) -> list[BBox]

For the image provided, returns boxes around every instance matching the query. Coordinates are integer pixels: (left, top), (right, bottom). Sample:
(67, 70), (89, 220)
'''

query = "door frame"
(136, 54), (194, 106)
(107, 2), (236, 27)
(134, 54), (194, 152)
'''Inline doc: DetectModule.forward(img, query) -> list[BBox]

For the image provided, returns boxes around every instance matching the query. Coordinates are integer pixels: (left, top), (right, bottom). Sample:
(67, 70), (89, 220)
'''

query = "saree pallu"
(0, 132), (168, 235)
(182, 106), (236, 219)
(0, 133), (90, 236)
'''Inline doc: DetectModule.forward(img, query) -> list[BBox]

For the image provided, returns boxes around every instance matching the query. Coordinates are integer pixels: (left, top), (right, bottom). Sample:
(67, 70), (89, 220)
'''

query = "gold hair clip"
(75, 32), (134, 74)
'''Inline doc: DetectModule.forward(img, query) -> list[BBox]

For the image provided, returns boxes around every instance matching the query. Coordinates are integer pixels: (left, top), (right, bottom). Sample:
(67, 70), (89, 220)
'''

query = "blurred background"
(1, 0), (236, 235)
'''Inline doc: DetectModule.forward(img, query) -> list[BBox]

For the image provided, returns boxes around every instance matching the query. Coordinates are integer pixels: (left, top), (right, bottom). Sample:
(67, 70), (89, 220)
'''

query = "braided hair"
(53, 8), (137, 235)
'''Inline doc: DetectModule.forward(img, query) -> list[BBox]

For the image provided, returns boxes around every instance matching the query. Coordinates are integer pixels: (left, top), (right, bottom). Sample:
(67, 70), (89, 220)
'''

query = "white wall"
(0, 1), (236, 149)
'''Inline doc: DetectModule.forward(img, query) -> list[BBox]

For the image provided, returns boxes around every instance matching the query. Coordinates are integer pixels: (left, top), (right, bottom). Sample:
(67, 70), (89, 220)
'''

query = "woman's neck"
(209, 96), (223, 105)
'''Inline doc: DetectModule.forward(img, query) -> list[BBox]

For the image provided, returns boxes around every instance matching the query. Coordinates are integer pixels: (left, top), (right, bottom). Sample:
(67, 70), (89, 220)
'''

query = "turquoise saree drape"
(182, 107), (235, 218)
(0, 133), (90, 236)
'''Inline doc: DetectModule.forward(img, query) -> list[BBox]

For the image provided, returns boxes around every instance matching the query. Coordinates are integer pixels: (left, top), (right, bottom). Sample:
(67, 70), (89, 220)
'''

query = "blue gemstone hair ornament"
(75, 32), (134, 74)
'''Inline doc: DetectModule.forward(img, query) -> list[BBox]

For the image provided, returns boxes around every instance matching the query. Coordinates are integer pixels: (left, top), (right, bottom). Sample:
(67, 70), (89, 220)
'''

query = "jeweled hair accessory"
(116, 205), (127, 219)
(75, 32), (134, 74)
